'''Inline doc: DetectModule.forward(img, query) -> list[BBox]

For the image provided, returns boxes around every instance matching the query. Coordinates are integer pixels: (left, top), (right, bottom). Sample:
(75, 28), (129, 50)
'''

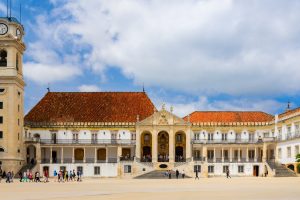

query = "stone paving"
(0, 177), (300, 200)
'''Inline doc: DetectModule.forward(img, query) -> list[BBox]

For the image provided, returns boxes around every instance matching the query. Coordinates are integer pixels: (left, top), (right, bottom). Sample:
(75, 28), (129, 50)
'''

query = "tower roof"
(0, 17), (21, 25)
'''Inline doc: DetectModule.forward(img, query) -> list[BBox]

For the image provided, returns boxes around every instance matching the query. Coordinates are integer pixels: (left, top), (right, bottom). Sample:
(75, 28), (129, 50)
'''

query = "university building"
(0, 17), (299, 178)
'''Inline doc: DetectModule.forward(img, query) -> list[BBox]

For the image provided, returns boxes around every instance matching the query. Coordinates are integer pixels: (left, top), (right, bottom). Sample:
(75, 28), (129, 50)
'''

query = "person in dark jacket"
(195, 170), (199, 180)
(176, 169), (179, 179)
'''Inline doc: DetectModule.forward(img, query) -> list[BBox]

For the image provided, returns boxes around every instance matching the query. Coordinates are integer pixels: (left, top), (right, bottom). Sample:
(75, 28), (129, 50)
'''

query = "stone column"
(35, 143), (41, 165)
(152, 130), (157, 162)
(117, 146), (122, 162)
(238, 148), (241, 162)
(106, 147), (109, 163)
(213, 147), (216, 162)
(94, 147), (97, 163)
(136, 128), (141, 159)
(169, 129), (174, 162)
(50, 147), (53, 164)
(185, 129), (191, 160)
(61, 147), (64, 164)
(262, 143), (267, 162)
(202, 146), (207, 162)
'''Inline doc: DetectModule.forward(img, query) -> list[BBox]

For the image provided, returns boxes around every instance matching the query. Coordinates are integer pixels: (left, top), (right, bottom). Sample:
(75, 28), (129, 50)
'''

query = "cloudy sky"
(2, 0), (300, 116)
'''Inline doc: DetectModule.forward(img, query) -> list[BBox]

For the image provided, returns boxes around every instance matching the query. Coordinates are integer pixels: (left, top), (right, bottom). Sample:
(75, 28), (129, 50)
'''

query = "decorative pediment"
(137, 106), (189, 126)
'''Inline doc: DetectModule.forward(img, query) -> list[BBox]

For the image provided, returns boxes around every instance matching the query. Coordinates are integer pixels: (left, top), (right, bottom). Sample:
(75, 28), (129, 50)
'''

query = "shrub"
(296, 154), (300, 162)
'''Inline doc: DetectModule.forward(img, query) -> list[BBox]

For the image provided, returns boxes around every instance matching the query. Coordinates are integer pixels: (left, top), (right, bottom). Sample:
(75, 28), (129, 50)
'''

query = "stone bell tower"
(0, 16), (26, 173)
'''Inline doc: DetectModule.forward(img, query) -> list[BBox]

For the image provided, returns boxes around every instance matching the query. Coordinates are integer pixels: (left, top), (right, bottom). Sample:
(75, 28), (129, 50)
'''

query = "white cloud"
(78, 84), (101, 92)
(0, 3), (6, 14)
(41, 0), (300, 97)
(24, 15), (82, 84)
(23, 62), (81, 84)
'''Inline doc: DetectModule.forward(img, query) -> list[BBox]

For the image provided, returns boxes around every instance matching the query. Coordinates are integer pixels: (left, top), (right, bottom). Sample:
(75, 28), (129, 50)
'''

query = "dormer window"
(0, 50), (7, 67)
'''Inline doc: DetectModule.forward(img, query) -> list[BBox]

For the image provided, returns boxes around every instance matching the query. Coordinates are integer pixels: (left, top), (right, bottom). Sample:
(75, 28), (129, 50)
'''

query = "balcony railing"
(193, 157), (205, 162)
(203, 157), (262, 163)
(40, 139), (136, 145)
(41, 158), (117, 164)
(192, 138), (266, 144)
(120, 157), (134, 162)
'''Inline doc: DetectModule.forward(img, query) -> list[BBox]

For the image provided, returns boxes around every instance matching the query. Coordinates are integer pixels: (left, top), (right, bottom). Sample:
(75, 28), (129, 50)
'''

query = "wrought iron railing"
(203, 157), (262, 163)
(192, 138), (268, 144)
(39, 139), (136, 145)
(120, 157), (134, 161)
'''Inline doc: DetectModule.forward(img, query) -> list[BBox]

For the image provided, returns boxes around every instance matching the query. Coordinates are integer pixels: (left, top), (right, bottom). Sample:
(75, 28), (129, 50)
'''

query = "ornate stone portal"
(136, 106), (192, 169)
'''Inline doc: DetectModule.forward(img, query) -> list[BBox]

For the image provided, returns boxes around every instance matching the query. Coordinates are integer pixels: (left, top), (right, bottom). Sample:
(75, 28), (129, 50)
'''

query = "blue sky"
(2, 0), (300, 117)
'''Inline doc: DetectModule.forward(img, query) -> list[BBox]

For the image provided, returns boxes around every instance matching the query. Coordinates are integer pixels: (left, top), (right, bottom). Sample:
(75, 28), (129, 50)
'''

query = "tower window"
(16, 53), (19, 71)
(0, 116), (3, 124)
(0, 88), (5, 93)
(0, 147), (4, 152)
(0, 131), (3, 138)
(0, 50), (7, 67)
(0, 102), (3, 109)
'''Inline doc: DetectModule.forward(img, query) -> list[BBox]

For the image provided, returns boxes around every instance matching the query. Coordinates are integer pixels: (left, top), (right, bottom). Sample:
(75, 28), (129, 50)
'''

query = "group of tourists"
(0, 169), (14, 183)
(18, 170), (43, 182)
(164, 169), (185, 179)
(0, 167), (83, 183)
(53, 169), (82, 182)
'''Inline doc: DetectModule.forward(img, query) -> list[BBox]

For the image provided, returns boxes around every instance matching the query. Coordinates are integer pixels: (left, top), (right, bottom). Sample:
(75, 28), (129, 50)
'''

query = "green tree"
(296, 154), (300, 162)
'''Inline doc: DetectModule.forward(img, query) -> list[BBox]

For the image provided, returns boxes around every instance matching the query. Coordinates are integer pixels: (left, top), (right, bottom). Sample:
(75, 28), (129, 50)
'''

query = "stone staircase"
(134, 170), (191, 179)
(15, 163), (36, 178)
(267, 161), (297, 177)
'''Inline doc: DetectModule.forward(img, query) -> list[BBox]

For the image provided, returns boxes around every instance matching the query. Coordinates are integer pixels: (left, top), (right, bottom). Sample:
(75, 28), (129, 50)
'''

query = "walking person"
(44, 170), (49, 182)
(69, 170), (73, 181)
(0, 168), (2, 183)
(176, 169), (179, 179)
(10, 171), (14, 183)
(53, 170), (57, 182)
(19, 171), (23, 182)
(72, 170), (76, 181)
(226, 169), (231, 178)
(6, 171), (11, 183)
(168, 170), (172, 179)
(182, 170), (185, 179)
(195, 170), (199, 180)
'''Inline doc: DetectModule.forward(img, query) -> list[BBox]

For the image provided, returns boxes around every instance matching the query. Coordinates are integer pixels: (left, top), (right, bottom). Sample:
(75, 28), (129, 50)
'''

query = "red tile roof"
(25, 92), (156, 123)
(278, 107), (300, 119)
(184, 111), (274, 123)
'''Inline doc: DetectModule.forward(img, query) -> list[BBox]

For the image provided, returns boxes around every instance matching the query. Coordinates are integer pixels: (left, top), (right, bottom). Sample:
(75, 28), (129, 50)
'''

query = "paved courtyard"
(1, 177), (300, 200)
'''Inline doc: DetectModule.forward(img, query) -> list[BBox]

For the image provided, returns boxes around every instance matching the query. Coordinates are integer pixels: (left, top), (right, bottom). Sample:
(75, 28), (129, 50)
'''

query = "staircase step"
(135, 170), (191, 179)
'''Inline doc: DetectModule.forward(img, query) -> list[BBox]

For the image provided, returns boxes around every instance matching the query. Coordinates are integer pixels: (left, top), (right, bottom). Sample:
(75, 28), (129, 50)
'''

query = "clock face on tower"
(0, 23), (8, 35)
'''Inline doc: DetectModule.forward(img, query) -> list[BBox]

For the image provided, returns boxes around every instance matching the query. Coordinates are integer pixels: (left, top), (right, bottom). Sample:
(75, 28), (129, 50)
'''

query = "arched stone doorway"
(26, 145), (36, 165)
(97, 148), (106, 162)
(141, 132), (152, 162)
(175, 131), (186, 162)
(158, 131), (169, 162)
(287, 164), (294, 171)
(74, 148), (84, 162)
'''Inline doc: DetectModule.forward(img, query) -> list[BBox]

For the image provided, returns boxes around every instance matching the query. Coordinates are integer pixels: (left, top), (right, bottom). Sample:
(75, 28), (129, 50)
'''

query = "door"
(51, 133), (57, 144)
(52, 151), (57, 163)
(253, 165), (259, 177)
